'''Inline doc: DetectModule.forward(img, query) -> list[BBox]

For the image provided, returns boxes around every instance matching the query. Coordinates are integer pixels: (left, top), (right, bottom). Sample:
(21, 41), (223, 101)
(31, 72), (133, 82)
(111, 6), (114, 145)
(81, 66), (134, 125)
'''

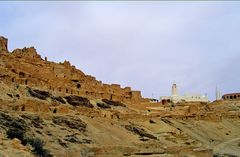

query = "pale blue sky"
(1, 1), (240, 100)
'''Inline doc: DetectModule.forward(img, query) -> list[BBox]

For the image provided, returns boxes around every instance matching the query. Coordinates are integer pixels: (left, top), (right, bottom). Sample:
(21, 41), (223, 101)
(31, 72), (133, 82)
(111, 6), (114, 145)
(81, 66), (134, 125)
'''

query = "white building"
(160, 82), (208, 104)
(216, 87), (221, 100)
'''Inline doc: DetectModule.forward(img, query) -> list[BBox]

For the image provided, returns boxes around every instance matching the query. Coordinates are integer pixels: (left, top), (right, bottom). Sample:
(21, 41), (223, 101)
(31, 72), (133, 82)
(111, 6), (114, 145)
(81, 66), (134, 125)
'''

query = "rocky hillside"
(0, 36), (240, 157)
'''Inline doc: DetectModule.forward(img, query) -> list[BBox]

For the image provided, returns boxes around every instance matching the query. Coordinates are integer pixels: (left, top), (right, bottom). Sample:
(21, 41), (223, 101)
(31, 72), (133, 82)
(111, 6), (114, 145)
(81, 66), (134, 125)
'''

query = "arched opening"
(77, 84), (81, 89)
(66, 89), (68, 93)
(25, 80), (28, 85)
(234, 95), (237, 99)
(53, 108), (57, 113)
(230, 96), (233, 99)
(11, 78), (14, 82)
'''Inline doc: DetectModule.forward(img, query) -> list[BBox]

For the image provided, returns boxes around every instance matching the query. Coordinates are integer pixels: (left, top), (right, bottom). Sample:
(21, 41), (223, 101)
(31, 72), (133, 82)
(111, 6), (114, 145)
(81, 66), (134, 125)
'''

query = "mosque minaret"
(161, 82), (208, 104)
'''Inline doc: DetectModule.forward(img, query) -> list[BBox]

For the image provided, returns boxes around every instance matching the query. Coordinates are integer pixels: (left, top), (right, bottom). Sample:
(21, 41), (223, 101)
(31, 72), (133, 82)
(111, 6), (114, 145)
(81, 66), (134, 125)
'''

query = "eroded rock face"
(96, 102), (111, 109)
(21, 114), (44, 129)
(64, 135), (92, 144)
(0, 36), (8, 53)
(28, 88), (66, 104)
(51, 96), (66, 104)
(52, 116), (87, 132)
(12, 47), (42, 61)
(65, 95), (93, 108)
(28, 88), (51, 100)
(125, 125), (157, 140)
(102, 99), (126, 107)
(0, 112), (27, 131)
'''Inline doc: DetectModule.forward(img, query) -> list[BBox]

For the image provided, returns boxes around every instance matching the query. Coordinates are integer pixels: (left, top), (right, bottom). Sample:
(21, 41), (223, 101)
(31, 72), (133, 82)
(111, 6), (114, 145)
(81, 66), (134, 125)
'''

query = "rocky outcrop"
(96, 102), (111, 109)
(12, 47), (42, 61)
(28, 88), (51, 100)
(102, 99), (126, 107)
(52, 116), (87, 132)
(125, 125), (157, 140)
(0, 112), (27, 132)
(51, 96), (66, 104)
(65, 95), (93, 108)
(21, 114), (44, 129)
(0, 36), (8, 53)
(28, 88), (66, 104)
(64, 135), (92, 144)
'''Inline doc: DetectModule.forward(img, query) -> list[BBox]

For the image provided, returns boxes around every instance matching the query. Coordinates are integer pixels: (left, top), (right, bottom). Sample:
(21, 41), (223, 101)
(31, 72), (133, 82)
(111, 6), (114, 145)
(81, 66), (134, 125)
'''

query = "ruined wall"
(0, 36), (146, 105)
(131, 91), (142, 103)
(222, 93), (240, 100)
(12, 47), (42, 61)
(0, 36), (8, 53)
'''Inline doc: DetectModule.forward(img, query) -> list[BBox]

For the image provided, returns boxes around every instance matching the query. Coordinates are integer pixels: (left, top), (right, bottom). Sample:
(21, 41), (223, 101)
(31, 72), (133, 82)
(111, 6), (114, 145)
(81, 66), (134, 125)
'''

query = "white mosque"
(160, 82), (209, 104)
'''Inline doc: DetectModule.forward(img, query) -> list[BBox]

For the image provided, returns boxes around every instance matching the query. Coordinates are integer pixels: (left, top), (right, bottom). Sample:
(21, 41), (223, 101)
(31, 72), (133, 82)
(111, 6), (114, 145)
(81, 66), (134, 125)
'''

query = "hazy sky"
(1, 1), (240, 100)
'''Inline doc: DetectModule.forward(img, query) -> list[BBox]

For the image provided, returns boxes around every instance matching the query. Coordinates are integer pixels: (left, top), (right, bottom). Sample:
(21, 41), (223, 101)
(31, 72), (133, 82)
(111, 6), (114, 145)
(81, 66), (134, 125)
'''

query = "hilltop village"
(0, 36), (240, 157)
(0, 36), (147, 105)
